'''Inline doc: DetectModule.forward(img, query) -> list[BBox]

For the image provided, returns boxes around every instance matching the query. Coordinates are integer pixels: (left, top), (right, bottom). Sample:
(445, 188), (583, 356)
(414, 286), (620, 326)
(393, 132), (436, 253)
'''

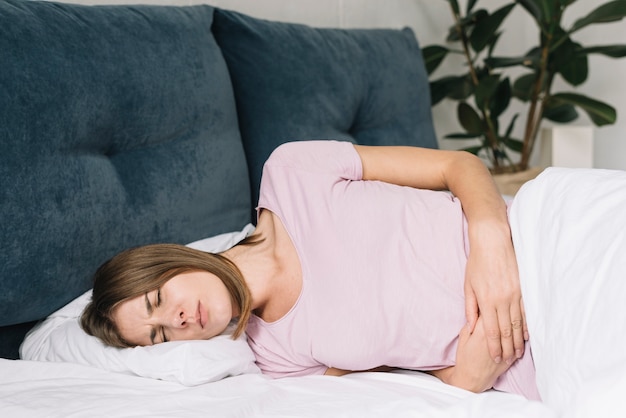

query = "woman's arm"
(327, 320), (509, 393)
(354, 145), (527, 365)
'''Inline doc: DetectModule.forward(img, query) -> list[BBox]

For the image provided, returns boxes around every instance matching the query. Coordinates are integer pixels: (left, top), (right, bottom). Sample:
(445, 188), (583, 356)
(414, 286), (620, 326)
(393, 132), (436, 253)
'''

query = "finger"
(511, 318), (525, 359)
(482, 308), (503, 363)
(497, 308), (515, 365)
(520, 297), (529, 341)
(464, 287), (479, 333)
(510, 301), (525, 359)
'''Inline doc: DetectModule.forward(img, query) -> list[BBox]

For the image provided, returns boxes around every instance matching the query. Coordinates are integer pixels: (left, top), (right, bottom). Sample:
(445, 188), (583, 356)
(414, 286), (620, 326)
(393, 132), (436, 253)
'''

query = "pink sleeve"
(257, 140), (363, 214)
(246, 318), (330, 378)
(262, 140), (362, 181)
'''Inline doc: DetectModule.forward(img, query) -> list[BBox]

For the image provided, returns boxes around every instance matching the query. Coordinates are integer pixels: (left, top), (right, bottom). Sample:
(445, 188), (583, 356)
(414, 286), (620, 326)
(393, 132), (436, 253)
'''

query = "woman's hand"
(456, 317), (513, 392)
(432, 318), (512, 393)
(464, 219), (528, 366)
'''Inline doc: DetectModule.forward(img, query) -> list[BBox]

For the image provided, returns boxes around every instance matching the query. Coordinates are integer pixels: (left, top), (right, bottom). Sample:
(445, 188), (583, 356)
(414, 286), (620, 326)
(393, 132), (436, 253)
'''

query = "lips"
(197, 302), (205, 329)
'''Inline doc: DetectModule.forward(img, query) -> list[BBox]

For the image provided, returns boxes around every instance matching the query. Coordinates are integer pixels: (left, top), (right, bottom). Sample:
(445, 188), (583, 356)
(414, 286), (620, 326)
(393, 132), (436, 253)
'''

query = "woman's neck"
(222, 209), (302, 322)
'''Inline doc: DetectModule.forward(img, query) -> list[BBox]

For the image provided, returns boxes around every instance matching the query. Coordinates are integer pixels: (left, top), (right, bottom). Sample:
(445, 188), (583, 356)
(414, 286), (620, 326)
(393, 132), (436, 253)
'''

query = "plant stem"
(520, 5), (566, 170)
(449, 2), (501, 170)
(520, 32), (552, 170)
(450, 3), (479, 85)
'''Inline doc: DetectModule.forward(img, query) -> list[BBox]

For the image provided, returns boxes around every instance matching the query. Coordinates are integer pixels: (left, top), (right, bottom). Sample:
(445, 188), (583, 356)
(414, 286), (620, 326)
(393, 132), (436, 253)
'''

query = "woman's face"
(112, 270), (235, 346)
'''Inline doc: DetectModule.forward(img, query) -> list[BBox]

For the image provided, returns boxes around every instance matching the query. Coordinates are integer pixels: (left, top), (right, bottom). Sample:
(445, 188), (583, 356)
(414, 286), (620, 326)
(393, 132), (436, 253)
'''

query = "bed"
(2, 1), (625, 416)
(5, 167), (626, 418)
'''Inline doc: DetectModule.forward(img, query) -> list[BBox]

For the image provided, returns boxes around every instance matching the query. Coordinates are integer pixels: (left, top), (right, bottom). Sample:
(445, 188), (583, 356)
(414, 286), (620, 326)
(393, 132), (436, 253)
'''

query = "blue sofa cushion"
(212, 9), (438, 208)
(0, 1), (250, 333)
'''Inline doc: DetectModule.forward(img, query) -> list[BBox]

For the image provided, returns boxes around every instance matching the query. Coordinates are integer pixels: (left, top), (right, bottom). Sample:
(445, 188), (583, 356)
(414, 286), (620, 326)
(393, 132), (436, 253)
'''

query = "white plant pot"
(538, 126), (594, 168)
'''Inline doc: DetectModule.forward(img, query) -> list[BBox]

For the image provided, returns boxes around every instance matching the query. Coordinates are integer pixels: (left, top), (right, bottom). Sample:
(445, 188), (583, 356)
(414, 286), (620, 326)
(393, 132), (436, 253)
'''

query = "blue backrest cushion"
(0, 0), (250, 356)
(212, 9), (438, 208)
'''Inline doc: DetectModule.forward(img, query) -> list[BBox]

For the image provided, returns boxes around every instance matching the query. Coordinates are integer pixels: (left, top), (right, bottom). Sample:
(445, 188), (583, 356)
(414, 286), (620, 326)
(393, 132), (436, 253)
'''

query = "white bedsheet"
(0, 359), (552, 418)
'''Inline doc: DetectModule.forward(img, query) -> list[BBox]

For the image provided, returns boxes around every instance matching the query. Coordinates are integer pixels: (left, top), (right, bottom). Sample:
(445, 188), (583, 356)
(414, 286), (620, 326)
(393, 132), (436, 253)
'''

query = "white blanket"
(510, 167), (626, 417)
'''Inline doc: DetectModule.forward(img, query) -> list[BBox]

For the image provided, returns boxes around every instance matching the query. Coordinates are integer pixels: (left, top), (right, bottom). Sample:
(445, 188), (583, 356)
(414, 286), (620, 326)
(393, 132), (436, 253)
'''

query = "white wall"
(50, 0), (626, 169)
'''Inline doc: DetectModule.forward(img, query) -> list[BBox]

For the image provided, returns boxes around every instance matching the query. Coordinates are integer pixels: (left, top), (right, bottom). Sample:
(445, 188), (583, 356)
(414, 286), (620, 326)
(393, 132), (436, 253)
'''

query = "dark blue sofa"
(0, 0), (437, 358)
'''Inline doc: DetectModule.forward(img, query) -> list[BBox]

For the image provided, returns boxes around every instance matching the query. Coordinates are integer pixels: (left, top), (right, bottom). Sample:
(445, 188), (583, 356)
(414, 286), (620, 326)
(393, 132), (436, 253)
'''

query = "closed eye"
(155, 290), (168, 343)
(156, 290), (167, 343)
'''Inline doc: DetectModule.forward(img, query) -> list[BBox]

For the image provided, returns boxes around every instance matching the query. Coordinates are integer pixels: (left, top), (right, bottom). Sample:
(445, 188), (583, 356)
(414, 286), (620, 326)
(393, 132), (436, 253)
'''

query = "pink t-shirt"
(246, 140), (539, 400)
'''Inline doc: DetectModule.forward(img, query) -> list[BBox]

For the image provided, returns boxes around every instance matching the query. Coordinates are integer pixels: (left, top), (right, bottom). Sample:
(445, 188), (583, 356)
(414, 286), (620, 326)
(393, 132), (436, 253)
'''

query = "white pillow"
(20, 224), (262, 386)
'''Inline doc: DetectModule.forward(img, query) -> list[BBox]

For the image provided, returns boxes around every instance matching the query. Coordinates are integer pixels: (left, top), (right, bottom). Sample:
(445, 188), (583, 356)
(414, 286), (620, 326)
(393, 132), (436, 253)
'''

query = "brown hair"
(80, 243), (252, 348)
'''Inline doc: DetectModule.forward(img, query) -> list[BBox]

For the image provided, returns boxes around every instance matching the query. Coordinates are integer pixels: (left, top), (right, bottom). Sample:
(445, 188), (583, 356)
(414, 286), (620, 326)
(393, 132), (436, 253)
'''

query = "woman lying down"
(80, 140), (626, 408)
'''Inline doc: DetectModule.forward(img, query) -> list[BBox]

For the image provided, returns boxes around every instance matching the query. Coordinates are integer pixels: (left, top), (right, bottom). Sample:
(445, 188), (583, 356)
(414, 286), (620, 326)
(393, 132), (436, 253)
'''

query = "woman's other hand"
(438, 318), (512, 393)
(458, 317), (513, 392)
(464, 219), (528, 366)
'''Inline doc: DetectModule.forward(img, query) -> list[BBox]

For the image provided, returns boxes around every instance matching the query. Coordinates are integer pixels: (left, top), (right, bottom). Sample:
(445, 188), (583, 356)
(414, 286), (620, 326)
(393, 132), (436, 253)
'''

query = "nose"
(172, 308), (196, 328)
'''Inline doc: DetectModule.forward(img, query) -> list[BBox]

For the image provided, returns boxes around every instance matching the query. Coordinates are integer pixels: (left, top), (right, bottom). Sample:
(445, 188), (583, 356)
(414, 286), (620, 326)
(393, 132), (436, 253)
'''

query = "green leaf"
(445, 132), (482, 139)
(422, 45), (450, 75)
(446, 8), (489, 42)
(504, 113), (520, 139)
(515, 0), (544, 24)
(485, 53), (540, 69)
(430, 77), (454, 105)
(570, 0), (626, 33)
(446, 24), (461, 42)
(487, 32), (502, 57)
(503, 137), (524, 152)
(447, 75), (474, 100)
(469, 3), (516, 53)
(466, 0), (479, 14)
(462, 9), (490, 29)
(448, 0), (461, 15)
(458, 102), (484, 134)
(552, 40), (588, 86)
(475, 75), (500, 109)
(490, 77), (512, 119)
(460, 145), (485, 156)
(559, 55), (588, 86)
(448, 9), (489, 42)
(541, 0), (561, 23)
(543, 102), (579, 123)
(429, 75), (473, 105)
(549, 93), (617, 126)
(512, 73), (537, 101)
(580, 44), (626, 58)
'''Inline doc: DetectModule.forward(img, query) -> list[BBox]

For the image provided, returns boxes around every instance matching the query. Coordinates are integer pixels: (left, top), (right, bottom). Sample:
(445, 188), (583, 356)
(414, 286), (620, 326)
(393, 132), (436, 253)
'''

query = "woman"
(81, 140), (539, 399)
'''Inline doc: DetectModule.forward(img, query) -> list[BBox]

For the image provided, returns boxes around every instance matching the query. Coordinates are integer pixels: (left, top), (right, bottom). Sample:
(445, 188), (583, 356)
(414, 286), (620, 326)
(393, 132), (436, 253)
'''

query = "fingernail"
(516, 349), (523, 359)
(506, 358), (513, 365)
(524, 331), (529, 340)
(495, 356), (502, 364)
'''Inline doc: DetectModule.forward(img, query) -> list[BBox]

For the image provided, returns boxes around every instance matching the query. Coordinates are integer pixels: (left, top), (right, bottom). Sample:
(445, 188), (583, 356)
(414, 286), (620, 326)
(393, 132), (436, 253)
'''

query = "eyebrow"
(145, 293), (156, 345)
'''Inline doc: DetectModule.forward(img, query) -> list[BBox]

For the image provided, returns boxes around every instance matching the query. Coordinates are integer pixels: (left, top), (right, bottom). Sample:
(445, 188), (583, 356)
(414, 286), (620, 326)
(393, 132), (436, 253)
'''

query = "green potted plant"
(423, 0), (626, 178)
